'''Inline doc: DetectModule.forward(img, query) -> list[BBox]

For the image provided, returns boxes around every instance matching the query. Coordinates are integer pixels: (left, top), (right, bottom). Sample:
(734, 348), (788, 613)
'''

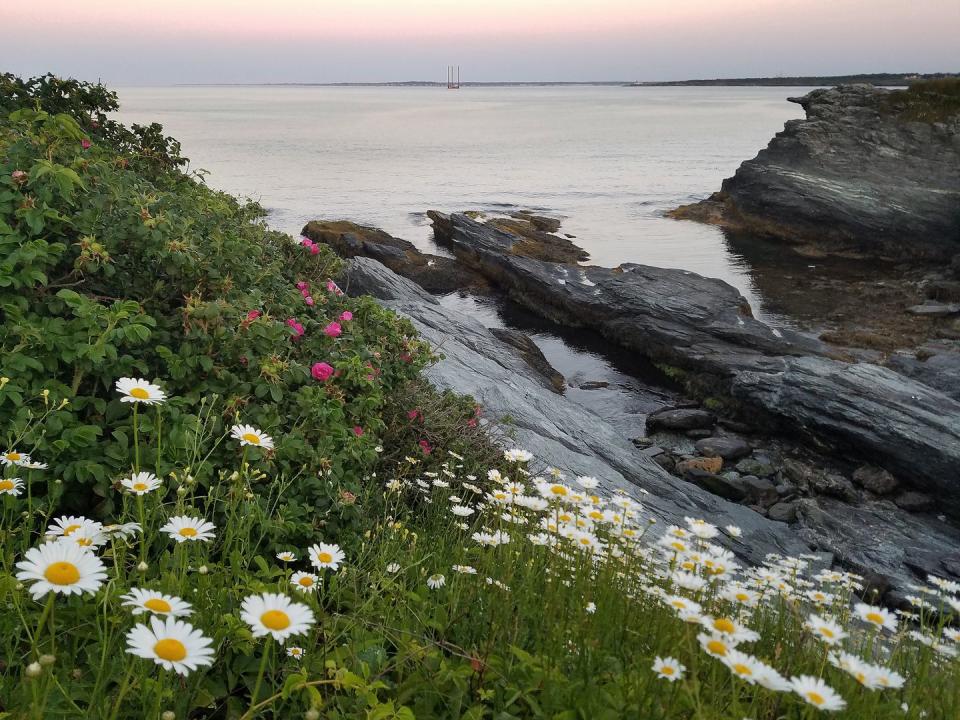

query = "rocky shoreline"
(308, 210), (960, 605)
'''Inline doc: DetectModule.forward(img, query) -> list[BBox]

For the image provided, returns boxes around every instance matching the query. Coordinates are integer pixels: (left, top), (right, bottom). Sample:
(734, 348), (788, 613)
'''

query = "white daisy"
(450, 505), (475, 517)
(386, 563), (401, 573)
(286, 646), (306, 660)
(804, 613), (848, 646)
(725, 525), (743, 538)
(308, 542), (344, 571)
(503, 449), (533, 463)
(115, 377), (167, 405)
(276, 551), (297, 562)
(452, 565), (477, 574)
(426, 573), (446, 589)
(576, 476), (599, 490)
(47, 515), (103, 539)
(58, 527), (108, 550)
(103, 522), (143, 540)
(652, 656), (685, 681)
(240, 592), (315, 644)
(160, 516), (216, 543)
(1, 449), (30, 466)
(790, 675), (846, 712)
(122, 588), (193, 617)
(15, 542), (107, 599)
(854, 602), (898, 632)
(0, 476), (24, 495)
(585, 601), (597, 614)
(230, 424), (274, 450)
(125, 616), (214, 675)
(19, 459), (48, 470)
(290, 571), (320, 593)
(121, 471), (162, 495)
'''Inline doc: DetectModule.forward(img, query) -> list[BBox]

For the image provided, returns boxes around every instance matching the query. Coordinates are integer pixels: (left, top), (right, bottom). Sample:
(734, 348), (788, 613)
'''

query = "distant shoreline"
(173, 72), (958, 89)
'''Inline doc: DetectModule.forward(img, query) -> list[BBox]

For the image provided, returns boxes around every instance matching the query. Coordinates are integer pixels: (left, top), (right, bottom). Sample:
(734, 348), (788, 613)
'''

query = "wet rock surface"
(302, 219), (486, 294)
(489, 327), (565, 393)
(669, 85), (960, 260)
(428, 211), (960, 514)
(346, 256), (960, 602)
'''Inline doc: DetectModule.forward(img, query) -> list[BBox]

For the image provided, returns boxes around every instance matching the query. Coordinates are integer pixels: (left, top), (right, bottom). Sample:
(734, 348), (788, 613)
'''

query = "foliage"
(884, 78), (960, 123)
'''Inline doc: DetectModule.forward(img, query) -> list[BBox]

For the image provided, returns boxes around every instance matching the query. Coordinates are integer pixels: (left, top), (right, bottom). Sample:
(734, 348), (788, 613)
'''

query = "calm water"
(114, 85), (809, 309)
(114, 85), (812, 429)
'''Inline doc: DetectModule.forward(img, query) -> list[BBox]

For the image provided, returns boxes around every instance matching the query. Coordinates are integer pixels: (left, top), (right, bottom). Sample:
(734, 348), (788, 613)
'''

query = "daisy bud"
(137, 561), (149, 572)
(71, 668), (82, 679)
(162, 712), (176, 720)
(25, 662), (42, 677)
(39, 654), (55, 666)
(198, 565), (209, 575)
(306, 710), (320, 720)
(177, 485), (188, 495)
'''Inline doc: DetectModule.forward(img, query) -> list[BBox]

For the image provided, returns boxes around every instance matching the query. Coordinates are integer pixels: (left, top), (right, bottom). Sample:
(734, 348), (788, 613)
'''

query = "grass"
(883, 78), (960, 123)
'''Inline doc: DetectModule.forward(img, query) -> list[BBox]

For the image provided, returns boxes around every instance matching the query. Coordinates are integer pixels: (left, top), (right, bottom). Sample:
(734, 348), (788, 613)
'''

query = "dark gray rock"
(735, 456), (777, 478)
(775, 482), (797, 499)
(852, 465), (899, 495)
(731, 357), (960, 515)
(674, 85), (960, 259)
(429, 212), (960, 515)
(685, 429), (713, 439)
(741, 475), (780, 508)
(684, 469), (747, 502)
(810, 472), (859, 502)
(640, 445), (666, 457)
(578, 380), (610, 390)
(647, 408), (716, 432)
(887, 343), (960, 401)
(924, 280), (960, 303)
(695, 436), (752, 460)
(907, 302), (960, 317)
(489, 328), (565, 394)
(768, 502), (798, 523)
(345, 257), (960, 599)
(894, 491), (935, 512)
(345, 257), (806, 568)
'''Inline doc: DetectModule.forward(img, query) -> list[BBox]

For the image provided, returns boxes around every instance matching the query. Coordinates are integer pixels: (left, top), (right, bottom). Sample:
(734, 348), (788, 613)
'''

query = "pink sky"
(2, 0), (958, 83)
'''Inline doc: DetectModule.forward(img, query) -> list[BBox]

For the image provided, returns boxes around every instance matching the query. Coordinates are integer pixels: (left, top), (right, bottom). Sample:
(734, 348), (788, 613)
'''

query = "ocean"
(113, 85), (813, 417)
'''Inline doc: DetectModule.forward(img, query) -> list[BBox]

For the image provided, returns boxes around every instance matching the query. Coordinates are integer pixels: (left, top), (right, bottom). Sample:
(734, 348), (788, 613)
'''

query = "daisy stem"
(106, 664), (135, 720)
(249, 640), (272, 711)
(136, 495), (146, 563)
(132, 405), (140, 474)
(34, 594), (55, 655)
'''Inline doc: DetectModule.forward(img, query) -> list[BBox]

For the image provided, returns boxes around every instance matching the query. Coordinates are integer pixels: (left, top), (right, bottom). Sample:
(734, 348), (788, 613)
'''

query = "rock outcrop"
(429, 212), (960, 515)
(670, 84), (960, 259)
(344, 256), (960, 600)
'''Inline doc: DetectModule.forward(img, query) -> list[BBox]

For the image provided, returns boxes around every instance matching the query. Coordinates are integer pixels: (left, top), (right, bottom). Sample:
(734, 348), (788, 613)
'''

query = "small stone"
(767, 501), (798, 523)
(640, 445), (665, 457)
(685, 429), (713, 439)
(894, 491), (934, 512)
(646, 408), (716, 432)
(775, 482), (797, 499)
(735, 456), (777, 478)
(578, 380), (609, 390)
(683, 468), (747, 501)
(653, 454), (675, 472)
(741, 475), (780, 508)
(695, 436), (752, 460)
(852, 465), (899, 495)
(676, 457), (724, 475)
(907, 302), (960, 317)
(810, 472), (858, 502)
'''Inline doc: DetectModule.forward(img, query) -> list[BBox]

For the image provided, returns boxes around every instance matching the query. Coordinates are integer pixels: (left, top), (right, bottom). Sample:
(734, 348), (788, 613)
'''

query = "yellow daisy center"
(77, 537), (94, 547)
(707, 640), (728, 656)
(0, 479), (14, 491)
(865, 612), (884, 625)
(661, 666), (675, 675)
(316, 551), (333, 564)
(63, 524), (82, 536)
(733, 663), (752, 676)
(261, 610), (291, 631)
(579, 537), (592, 546)
(671, 600), (687, 609)
(145, 598), (172, 613)
(44, 561), (80, 585)
(154, 638), (187, 662)
(670, 541), (685, 552)
(821, 627), (835, 638)
(735, 593), (750, 602)
(179, 527), (198, 538)
(550, 485), (567, 496)
(806, 691), (825, 706)
(855, 672), (867, 684)
(298, 577), (314, 587)
(242, 433), (261, 445)
(713, 618), (735, 634)
(5, 452), (21, 461)
(133, 482), (148, 491)
(130, 387), (150, 400)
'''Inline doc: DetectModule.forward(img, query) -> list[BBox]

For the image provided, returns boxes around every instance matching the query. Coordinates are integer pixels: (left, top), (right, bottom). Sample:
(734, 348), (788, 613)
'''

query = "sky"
(2, 0), (958, 84)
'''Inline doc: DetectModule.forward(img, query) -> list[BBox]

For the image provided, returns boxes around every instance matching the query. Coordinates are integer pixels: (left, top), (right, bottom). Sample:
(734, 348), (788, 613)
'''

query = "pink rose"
(296, 281), (308, 291)
(310, 244), (320, 255)
(300, 237), (313, 247)
(407, 409), (421, 421)
(81, 138), (91, 150)
(418, 439), (432, 455)
(11, 170), (27, 184)
(305, 296), (314, 306)
(246, 310), (261, 322)
(311, 362), (334, 381)
(285, 318), (304, 338)
(323, 321), (342, 338)
(340, 311), (353, 321)
(326, 279), (343, 296)
(353, 425), (364, 437)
